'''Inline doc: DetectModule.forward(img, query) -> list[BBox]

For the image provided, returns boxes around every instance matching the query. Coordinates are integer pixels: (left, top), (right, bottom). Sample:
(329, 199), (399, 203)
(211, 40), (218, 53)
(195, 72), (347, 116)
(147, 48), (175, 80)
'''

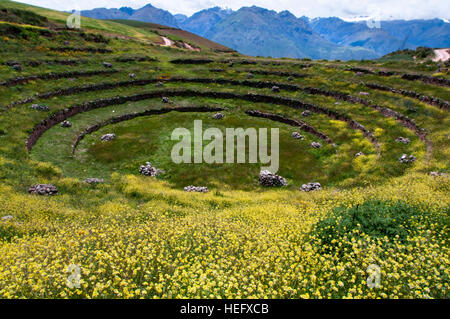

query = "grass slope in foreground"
(0, 0), (448, 299)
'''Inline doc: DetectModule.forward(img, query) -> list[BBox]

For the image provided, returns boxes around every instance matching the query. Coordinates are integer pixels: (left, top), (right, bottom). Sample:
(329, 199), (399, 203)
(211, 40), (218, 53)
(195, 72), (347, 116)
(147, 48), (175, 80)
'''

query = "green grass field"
(0, 0), (448, 299)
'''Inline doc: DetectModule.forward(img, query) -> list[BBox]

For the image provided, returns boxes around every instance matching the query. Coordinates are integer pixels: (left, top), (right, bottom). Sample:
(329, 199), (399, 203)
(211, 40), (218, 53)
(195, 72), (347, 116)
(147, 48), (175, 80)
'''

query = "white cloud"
(14, 0), (450, 20)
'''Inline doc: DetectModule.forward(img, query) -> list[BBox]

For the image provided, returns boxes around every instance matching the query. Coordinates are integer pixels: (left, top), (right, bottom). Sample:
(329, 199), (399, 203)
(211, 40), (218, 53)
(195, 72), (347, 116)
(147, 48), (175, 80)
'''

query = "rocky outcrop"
(258, 170), (287, 187)
(396, 137), (411, 144)
(184, 186), (209, 193)
(100, 133), (115, 142)
(61, 120), (72, 128)
(31, 104), (49, 111)
(84, 178), (105, 184)
(430, 171), (447, 177)
(398, 154), (416, 164)
(300, 182), (322, 192)
(139, 162), (164, 177)
(28, 184), (58, 196)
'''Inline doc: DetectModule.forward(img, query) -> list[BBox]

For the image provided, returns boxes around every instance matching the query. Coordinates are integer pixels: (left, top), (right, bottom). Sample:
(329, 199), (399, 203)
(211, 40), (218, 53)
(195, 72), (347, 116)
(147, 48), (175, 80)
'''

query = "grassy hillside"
(0, 1), (448, 299)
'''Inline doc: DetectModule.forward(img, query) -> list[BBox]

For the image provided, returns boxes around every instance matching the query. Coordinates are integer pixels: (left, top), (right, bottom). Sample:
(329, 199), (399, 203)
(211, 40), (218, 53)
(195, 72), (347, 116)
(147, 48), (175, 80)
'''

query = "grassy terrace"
(0, 0), (448, 299)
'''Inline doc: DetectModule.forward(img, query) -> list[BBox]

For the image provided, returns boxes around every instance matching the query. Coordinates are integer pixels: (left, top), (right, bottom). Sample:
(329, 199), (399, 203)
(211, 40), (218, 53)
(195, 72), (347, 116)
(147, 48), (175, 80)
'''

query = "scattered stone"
(28, 184), (58, 196)
(156, 81), (164, 87)
(356, 72), (365, 76)
(271, 86), (280, 93)
(100, 133), (116, 142)
(213, 113), (224, 119)
(30, 104), (49, 111)
(396, 137), (411, 144)
(129, 73), (136, 78)
(311, 142), (322, 149)
(12, 64), (22, 71)
(103, 62), (113, 68)
(61, 120), (72, 128)
(258, 170), (287, 187)
(139, 162), (164, 177)
(398, 154), (416, 164)
(302, 110), (312, 117)
(246, 73), (254, 79)
(291, 132), (304, 139)
(334, 102), (341, 105)
(184, 186), (209, 193)
(228, 62), (234, 67)
(430, 171), (447, 178)
(63, 41), (70, 46)
(355, 152), (364, 157)
(1, 215), (13, 222)
(84, 178), (105, 184)
(300, 182), (322, 192)
(162, 97), (170, 103)
(359, 91), (370, 96)
(287, 76), (295, 82)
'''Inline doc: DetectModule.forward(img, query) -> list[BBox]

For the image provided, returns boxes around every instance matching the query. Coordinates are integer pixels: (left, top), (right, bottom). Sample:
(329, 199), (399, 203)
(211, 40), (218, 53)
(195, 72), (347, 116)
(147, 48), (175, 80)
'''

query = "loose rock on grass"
(28, 184), (58, 196)
(100, 133), (116, 142)
(61, 120), (72, 128)
(259, 170), (287, 187)
(139, 162), (164, 177)
(300, 182), (322, 192)
(184, 186), (209, 193)
(398, 154), (416, 164)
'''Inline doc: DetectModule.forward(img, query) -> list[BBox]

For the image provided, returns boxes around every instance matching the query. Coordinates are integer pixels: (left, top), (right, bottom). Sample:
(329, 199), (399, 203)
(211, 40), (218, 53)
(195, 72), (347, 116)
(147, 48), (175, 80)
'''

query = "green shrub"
(314, 200), (429, 252)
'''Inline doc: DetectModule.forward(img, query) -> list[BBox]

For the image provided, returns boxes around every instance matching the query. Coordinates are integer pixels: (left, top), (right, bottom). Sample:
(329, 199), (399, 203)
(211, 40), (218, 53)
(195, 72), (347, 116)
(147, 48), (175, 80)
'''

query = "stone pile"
(213, 113), (224, 119)
(311, 142), (322, 149)
(31, 104), (50, 111)
(100, 133), (115, 142)
(430, 171), (447, 178)
(271, 86), (280, 93)
(291, 132), (304, 139)
(300, 182), (322, 192)
(184, 186), (209, 193)
(398, 154), (416, 164)
(162, 97), (170, 103)
(61, 120), (72, 128)
(258, 170), (287, 187)
(139, 162), (164, 177)
(28, 184), (58, 196)
(396, 137), (411, 144)
(302, 110), (312, 117)
(84, 178), (105, 184)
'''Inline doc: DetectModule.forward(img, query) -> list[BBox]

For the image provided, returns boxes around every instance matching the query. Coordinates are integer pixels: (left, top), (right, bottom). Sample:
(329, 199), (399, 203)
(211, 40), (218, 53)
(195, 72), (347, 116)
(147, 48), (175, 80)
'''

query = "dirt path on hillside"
(433, 48), (450, 62)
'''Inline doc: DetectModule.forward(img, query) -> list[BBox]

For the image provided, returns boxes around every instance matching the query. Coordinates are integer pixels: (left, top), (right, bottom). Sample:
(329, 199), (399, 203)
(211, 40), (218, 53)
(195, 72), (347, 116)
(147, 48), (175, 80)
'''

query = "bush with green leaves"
(313, 200), (430, 251)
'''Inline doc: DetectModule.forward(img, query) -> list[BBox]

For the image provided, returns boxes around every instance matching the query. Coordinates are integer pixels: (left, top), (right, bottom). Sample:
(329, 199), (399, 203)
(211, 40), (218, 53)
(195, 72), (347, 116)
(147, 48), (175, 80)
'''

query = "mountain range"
(80, 4), (450, 60)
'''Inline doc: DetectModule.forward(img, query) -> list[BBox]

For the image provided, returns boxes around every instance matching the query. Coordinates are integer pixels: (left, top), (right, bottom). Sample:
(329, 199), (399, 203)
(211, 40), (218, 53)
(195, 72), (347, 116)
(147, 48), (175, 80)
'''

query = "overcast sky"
(16, 0), (450, 20)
